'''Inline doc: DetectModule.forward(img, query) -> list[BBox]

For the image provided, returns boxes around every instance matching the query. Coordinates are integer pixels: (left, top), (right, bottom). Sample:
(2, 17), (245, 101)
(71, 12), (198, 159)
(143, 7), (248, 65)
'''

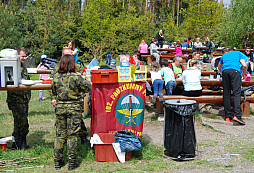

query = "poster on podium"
(90, 81), (146, 138)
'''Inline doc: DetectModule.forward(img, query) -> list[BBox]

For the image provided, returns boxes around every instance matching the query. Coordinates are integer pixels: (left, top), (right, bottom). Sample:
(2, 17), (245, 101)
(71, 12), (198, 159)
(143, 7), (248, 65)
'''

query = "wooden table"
(196, 47), (209, 54)
(158, 48), (193, 53)
(147, 71), (216, 76)
(27, 68), (52, 74)
(0, 84), (51, 91)
(147, 78), (254, 87)
(215, 49), (254, 53)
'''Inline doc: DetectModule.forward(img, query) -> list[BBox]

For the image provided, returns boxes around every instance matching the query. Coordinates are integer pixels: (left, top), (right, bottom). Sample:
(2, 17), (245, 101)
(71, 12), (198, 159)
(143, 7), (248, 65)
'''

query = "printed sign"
(90, 81), (146, 138)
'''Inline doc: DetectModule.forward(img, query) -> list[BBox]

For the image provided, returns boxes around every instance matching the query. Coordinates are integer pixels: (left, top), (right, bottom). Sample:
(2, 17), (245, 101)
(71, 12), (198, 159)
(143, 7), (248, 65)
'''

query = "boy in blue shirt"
(160, 59), (177, 95)
(218, 49), (247, 125)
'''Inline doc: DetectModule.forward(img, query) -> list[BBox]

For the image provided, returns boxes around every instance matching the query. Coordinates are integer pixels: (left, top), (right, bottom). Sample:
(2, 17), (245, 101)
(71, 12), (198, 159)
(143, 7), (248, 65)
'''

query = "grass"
(0, 90), (171, 172)
(1, 87), (254, 172)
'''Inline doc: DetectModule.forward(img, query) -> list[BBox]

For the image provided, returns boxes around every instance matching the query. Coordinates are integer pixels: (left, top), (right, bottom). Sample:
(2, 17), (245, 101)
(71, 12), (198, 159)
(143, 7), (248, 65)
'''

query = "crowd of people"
(142, 29), (253, 127)
(5, 32), (253, 170)
(137, 29), (215, 64)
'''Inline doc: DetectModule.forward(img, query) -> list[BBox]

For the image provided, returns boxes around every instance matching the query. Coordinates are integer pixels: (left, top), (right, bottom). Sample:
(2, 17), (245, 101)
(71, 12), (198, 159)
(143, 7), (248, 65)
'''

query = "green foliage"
(78, 0), (153, 62)
(0, 0), (252, 63)
(0, 4), (25, 50)
(217, 0), (254, 48)
(181, 0), (224, 40)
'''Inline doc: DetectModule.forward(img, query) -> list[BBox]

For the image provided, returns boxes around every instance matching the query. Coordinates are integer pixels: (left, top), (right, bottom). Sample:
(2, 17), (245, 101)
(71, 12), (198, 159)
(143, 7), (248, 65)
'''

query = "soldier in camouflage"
(7, 48), (31, 149)
(51, 54), (91, 171)
(52, 48), (90, 146)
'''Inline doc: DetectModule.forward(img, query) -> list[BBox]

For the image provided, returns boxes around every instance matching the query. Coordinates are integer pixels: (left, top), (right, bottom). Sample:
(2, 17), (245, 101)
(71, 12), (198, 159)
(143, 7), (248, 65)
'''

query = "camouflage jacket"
(51, 72), (92, 109)
(7, 64), (31, 103)
(51, 63), (83, 78)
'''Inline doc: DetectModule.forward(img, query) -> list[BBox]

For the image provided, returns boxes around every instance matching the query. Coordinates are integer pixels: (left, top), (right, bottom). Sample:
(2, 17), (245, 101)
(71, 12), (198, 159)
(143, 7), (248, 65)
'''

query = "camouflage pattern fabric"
(54, 108), (81, 161)
(6, 64), (31, 144)
(7, 64), (31, 103)
(51, 72), (91, 162)
(8, 102), (29, 143)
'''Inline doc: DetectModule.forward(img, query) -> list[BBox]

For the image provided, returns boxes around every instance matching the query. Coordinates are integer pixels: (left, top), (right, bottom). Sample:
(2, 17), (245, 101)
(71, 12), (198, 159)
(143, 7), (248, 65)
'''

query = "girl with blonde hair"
(150, 61), (164, 103)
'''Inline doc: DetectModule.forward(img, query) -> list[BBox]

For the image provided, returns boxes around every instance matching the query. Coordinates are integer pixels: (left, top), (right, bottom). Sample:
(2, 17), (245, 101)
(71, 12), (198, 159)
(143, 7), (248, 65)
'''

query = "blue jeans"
(165, 81), (177, 95)
(153, 79), (164, 95)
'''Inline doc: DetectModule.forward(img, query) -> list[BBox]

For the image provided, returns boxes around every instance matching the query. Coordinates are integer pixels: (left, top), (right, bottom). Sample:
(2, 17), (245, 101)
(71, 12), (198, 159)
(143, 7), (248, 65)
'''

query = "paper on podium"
(27, 68), (38, 73)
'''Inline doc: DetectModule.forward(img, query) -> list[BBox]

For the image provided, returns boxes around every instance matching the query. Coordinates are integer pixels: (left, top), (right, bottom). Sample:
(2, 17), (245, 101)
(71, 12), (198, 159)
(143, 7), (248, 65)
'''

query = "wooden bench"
(141, 55), (188, 65)
(213, 54), (223, 57)
(150, 95), (254, 117)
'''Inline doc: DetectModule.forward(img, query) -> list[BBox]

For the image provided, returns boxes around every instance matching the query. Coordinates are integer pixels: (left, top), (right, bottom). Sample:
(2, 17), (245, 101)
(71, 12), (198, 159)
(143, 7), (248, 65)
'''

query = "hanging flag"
(90, 81), (146, 138)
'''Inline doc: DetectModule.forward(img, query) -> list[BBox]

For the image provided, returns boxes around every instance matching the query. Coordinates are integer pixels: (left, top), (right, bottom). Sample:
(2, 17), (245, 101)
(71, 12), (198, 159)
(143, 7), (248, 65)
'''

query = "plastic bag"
(86, 57), (99, 69)
(114, 130), (142, 152)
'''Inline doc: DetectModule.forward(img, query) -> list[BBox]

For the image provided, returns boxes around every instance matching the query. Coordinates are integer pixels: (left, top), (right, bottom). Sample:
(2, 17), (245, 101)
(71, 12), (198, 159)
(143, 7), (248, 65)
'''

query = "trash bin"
(163, 99), (198, 160)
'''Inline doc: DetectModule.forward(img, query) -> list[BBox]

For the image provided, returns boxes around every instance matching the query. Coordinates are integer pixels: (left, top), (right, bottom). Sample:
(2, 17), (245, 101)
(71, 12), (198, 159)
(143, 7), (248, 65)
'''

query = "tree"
(78, 0), (153, 61)
(0, 4), (27, 50)
(217, 0), (254, 48)
(181, 0), (224, 39)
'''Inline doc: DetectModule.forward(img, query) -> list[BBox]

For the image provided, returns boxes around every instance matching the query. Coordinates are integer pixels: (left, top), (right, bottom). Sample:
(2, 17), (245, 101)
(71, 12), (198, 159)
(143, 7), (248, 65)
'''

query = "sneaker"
(151, 94), (157, 104)
(233, 116), (246, 126)
(225, 117), (232, 122)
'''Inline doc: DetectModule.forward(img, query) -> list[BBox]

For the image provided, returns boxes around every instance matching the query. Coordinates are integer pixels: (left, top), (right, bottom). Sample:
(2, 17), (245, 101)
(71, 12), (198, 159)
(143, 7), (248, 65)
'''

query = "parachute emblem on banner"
(115, 94), (144, 127)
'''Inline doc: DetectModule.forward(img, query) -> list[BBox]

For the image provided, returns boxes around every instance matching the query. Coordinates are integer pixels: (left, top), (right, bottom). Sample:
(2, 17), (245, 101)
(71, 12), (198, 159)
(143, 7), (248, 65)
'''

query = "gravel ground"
(142, 103), (254, 172)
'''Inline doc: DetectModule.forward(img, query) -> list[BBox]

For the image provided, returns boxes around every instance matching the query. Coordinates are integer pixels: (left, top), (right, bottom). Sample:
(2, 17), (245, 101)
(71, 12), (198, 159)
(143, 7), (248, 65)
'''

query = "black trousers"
(222, 69), (242, 118)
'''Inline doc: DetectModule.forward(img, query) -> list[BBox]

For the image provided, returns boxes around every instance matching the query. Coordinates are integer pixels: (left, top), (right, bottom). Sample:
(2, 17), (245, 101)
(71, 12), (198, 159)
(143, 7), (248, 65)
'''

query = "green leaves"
(217, 0), (254, 48)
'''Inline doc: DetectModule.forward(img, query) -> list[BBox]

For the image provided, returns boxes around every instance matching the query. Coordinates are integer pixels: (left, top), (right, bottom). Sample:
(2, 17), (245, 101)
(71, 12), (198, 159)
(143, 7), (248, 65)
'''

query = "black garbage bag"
(163, 99), (198, 160)
(114, 130), (142, 152)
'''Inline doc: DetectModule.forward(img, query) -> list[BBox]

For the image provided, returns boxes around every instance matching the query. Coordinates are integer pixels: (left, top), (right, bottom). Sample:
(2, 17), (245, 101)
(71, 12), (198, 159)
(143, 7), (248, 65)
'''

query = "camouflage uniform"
(51, 72), (91, 163)
(51, 64), (88, 139)
(7, 64), (31, 146)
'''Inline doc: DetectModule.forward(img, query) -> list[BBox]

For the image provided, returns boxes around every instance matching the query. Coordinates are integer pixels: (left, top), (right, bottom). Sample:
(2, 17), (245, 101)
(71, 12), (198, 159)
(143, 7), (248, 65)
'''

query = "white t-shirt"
(151, 70), (162, 83)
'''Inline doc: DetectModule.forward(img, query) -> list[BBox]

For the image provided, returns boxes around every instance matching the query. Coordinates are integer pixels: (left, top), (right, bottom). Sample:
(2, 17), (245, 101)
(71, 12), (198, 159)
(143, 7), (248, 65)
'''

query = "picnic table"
(196, 46), (209, 54)
(147, 78), (254, 87)
(157, 48), (193, 54)
(147, 70), (216, 76)
(0, 83), (51, 91)
(215, 49), (254, 53)
(27, 68), (52, 74)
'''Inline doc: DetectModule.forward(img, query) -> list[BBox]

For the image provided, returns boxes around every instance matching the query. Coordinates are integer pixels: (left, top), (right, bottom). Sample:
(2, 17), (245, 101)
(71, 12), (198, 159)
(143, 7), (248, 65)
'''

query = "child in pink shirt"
(175, 45), (183, 56)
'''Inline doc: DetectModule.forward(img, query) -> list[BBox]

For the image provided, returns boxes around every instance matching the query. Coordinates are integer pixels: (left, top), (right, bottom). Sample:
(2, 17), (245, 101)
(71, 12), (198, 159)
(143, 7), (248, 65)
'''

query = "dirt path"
(142, 103), (254, 171)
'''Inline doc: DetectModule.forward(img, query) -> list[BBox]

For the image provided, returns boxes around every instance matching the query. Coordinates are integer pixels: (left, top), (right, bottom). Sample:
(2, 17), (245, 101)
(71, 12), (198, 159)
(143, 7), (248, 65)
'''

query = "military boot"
(68, 160), (79, 171)
(54, 160), (64, 170)
(11, 140), (23, 150)
(22, 136), (30, 149)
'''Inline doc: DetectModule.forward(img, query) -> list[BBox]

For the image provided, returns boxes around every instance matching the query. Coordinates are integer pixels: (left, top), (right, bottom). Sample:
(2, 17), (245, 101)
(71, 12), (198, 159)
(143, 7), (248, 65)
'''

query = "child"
(160, 59), (176, 95)
(132, 51), (143, 70)
(150, 61), (164, 103)
(37, 62), (49, 102)
(175, 44), (183, 56)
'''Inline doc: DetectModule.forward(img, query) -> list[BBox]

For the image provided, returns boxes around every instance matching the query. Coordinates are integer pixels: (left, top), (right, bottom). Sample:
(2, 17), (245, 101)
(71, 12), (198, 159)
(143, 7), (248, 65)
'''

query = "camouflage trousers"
(8, 102), (29, 143)
(54, 108), (81, 162)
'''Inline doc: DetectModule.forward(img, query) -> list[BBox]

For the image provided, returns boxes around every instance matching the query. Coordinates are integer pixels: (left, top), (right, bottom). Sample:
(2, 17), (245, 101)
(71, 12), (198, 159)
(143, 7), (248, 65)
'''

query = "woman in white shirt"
(182, 59), (202, 97)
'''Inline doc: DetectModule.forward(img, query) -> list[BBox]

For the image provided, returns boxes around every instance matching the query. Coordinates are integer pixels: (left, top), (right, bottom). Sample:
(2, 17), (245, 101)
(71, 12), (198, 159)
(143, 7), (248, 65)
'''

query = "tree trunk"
(145, 0), (147, 11)
(123, 0), (125, 8)
(173, 0), (175, 19)
(177, 0), (179, 27)
(180, 0), (182, 24)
